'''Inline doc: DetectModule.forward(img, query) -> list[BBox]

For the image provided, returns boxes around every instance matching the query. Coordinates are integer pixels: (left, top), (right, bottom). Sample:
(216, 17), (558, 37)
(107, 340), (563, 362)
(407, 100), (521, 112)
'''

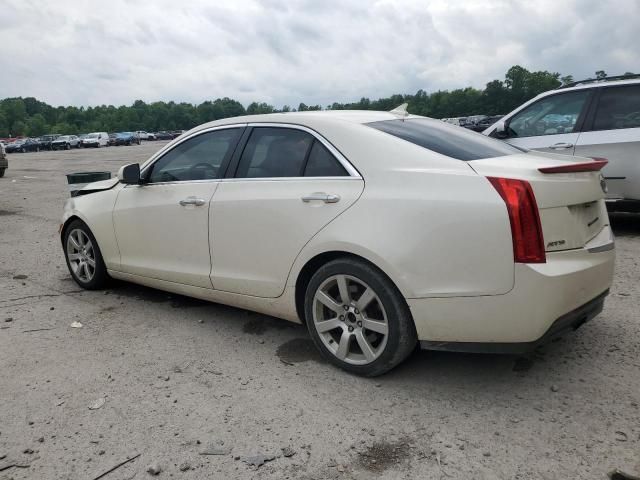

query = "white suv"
(484, 76), (640, 212)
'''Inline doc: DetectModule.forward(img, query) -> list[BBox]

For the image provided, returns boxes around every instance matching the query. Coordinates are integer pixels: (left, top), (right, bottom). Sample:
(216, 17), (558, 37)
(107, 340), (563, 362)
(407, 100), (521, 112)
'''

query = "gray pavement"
(0, 144), (639, 479)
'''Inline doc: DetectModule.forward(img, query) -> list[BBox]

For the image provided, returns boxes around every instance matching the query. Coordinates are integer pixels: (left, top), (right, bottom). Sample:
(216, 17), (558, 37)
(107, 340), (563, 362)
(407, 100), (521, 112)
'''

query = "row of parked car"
(0, 130), (185, 153)
(441, 115), (505, 132)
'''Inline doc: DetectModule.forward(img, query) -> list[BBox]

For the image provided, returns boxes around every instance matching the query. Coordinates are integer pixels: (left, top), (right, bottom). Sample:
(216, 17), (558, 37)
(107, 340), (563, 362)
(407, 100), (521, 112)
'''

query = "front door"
(112, 127), (243, 288)
(210, 126), (364, 298)
(503, 89), (593, 155)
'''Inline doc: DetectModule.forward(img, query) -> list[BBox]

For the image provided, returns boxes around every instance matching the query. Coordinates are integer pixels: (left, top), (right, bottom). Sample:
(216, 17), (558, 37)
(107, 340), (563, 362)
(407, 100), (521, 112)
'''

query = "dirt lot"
(0, 144), (639, 479)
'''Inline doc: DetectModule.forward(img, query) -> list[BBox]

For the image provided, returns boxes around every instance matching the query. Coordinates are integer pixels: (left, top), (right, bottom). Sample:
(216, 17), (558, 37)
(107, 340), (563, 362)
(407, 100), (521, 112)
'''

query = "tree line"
(0, 66), (633, 138)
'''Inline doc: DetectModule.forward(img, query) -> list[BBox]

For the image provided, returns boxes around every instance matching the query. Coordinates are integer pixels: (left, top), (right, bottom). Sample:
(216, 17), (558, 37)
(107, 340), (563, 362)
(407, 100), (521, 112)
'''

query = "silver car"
(483, 76), (640, 213)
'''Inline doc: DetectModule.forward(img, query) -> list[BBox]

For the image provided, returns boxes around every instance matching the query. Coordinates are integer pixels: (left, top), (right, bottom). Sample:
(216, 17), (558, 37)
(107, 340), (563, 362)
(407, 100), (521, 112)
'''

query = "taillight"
(487, 177), (546, 264)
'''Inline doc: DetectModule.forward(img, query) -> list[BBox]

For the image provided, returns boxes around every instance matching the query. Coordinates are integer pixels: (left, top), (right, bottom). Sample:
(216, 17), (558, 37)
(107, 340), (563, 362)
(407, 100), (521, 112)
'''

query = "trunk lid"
(469, 151), (608, 252)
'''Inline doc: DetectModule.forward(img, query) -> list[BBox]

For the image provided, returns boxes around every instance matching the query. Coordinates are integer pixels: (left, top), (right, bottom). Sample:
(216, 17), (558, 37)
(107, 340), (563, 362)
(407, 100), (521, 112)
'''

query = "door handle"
(549, 142), (574, 149)
(179, 197), (206, 206)
(301, 193), (340, 204)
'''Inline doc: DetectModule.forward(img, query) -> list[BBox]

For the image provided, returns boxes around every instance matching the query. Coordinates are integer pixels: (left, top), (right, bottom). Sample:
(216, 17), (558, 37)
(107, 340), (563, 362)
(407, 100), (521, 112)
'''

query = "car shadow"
(609, 212), (640, 237)
(104, 278), (610, 391)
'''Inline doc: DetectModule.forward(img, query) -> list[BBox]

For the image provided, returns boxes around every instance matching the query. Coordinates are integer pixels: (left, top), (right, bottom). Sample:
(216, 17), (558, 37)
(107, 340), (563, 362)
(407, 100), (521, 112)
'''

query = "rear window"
(367, 118), (522, 161)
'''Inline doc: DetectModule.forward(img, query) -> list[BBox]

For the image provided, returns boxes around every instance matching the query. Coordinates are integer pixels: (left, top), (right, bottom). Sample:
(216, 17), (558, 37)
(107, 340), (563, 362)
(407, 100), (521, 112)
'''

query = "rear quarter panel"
(287, 123), (515, 298)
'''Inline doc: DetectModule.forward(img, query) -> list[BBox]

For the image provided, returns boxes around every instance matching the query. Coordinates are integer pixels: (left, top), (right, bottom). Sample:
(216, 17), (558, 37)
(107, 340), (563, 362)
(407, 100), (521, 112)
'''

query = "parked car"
(472, 115), (504, 132)
(6, 138), (41, 153)
(135, 131), (149, 140)
(147, 132), (156, 140)
(80, 132), (109, 148)
(108, 133), (117, 146)
(37, 134), (60, 150)
(0, 142), (7, 177)
(52, 135), (81, 150)
(60, 109), (615, 376)
(114, 132), (141, 146)
(155, 131), (173, 140)
(483, 75), (640, 212)
(170, 130), (185, 138)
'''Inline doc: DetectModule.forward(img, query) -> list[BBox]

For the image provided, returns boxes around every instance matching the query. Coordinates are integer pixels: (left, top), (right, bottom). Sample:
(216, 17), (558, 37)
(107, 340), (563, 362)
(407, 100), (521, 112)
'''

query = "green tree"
(26, 114), (48, 137)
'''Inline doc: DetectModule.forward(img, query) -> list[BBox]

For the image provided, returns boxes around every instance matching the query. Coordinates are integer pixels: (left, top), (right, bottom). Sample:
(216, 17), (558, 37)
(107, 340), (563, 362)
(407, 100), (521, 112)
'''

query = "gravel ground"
(0, 144), (639, 479)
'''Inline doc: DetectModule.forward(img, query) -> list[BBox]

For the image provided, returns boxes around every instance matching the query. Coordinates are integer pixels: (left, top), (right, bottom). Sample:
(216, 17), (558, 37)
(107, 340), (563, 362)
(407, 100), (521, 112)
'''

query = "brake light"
(487, 177), (546, 264)
(538, 158), (607, 173)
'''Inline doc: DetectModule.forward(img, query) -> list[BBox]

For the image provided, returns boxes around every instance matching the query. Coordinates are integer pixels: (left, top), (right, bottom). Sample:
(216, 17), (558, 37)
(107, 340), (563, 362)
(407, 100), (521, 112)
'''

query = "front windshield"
(87, 134), (99, 139)
(57, 136), (69, 141)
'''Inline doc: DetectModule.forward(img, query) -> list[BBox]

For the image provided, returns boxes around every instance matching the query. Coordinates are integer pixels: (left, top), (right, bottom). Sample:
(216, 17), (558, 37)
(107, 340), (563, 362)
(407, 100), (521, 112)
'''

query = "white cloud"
(0, 0), (637, 108)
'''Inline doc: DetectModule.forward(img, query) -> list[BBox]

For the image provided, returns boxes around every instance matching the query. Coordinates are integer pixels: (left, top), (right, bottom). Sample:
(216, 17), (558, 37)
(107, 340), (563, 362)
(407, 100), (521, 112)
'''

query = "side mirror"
(117, 163), (141, 184)
(493, 120), (509, 139)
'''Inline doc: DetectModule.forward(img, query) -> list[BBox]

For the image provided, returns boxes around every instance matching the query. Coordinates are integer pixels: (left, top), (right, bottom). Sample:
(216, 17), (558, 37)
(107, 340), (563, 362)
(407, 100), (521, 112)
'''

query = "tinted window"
(304, 141), (348, 177)
(148, 128), (241, 183)
(593, 85), (640, 131)
(236, 127), (313, 178)
(368, 118), (521, 161)
(508, 90), (590, 138)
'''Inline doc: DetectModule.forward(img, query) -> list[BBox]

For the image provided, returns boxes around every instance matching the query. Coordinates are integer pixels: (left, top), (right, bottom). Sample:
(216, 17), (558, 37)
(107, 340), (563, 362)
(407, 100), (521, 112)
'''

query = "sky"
(0, 0), (638, 108)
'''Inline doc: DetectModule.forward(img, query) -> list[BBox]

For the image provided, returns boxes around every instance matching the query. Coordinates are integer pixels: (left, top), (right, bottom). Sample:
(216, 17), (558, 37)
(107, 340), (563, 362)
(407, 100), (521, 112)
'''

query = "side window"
(148, 128), (241, 183)
(304, 141), (348, 177)
(235, 127), (313, 178)
(593, 85), (640, 131)
(508, 90), (591, 138)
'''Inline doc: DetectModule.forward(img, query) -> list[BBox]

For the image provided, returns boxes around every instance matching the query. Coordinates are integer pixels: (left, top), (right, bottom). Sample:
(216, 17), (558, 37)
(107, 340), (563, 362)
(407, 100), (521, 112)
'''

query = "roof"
(192, 110), (410, 133)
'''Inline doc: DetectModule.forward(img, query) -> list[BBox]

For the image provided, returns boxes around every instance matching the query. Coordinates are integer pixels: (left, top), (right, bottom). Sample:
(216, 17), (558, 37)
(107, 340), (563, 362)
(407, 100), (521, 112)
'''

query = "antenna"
(389, 103), (409, 118)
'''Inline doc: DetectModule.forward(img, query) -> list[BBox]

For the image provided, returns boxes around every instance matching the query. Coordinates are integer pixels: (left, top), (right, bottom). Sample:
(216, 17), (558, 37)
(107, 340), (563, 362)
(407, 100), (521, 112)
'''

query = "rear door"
(501, 90), (593, 154)
(210, 125), (364, 298)
(575, 84), (640, 202)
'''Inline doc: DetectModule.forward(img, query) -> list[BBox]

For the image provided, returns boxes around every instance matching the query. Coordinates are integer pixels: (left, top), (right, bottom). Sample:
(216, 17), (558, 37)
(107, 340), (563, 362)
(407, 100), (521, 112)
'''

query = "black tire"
(65, 143), (70, 150)
(36, 146), (40, 152)
(0, 168), (5, 178)
(20, 147), (26, 153)
(63, 219), (109, 290)
(304, 258), (417, 377)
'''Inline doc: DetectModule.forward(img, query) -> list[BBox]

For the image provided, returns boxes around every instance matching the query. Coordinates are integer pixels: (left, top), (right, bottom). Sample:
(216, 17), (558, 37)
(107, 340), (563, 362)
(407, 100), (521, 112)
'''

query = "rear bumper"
(420, 289), (608, 354)
(408, 228), (615, 348)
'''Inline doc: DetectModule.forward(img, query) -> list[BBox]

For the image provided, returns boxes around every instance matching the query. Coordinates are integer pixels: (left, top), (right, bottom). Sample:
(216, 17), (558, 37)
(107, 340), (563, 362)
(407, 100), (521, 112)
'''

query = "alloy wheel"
(66, 228), (96, 283)
(312, 274), (389, 365)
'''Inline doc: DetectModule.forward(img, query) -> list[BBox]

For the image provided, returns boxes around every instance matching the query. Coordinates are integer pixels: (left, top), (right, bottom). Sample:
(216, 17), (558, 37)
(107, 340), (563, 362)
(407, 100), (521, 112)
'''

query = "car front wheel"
(63, 220), (109, 290)
(304, 258), (417, 376)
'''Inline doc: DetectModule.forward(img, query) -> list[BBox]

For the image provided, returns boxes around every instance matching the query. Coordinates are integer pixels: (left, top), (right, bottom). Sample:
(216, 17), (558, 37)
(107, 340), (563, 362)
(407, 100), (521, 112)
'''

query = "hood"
(77, 177), (119, 195)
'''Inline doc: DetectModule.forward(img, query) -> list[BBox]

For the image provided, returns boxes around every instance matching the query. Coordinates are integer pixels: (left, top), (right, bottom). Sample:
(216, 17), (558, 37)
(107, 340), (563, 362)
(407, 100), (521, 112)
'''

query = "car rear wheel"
(0, 168), (5, 178)
(20, 147), (26, 153)
(304, 258), (417, 376)
(63, 220), (109, 290)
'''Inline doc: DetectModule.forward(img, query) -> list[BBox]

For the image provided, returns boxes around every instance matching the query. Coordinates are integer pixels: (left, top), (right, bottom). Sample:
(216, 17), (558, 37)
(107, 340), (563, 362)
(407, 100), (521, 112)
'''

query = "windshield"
(367, 117), (523, 161)
(87, 133), (99, 138)
(57, 136), (69, 141)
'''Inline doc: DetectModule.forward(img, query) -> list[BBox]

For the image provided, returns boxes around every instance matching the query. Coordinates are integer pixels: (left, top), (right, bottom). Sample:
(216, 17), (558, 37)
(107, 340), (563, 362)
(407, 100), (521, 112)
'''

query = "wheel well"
(294, 251), (405, 324)
(60, 215), (83, 245)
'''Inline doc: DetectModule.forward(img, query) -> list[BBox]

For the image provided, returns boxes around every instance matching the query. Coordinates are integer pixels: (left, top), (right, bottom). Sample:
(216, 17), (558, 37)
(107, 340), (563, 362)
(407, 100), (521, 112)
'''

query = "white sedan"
(60, 109), (615, 376)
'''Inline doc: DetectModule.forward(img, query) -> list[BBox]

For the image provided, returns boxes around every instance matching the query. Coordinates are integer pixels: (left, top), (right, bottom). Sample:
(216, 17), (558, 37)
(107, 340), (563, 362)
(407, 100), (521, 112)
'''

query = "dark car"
(37, 134), (60, 150)
(471, 115), (504, 132)
(114, 132), (141, 146)
(5, 138), (41, 153)
(108, 133), (117, 146)
(155, 131), (173, 140)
